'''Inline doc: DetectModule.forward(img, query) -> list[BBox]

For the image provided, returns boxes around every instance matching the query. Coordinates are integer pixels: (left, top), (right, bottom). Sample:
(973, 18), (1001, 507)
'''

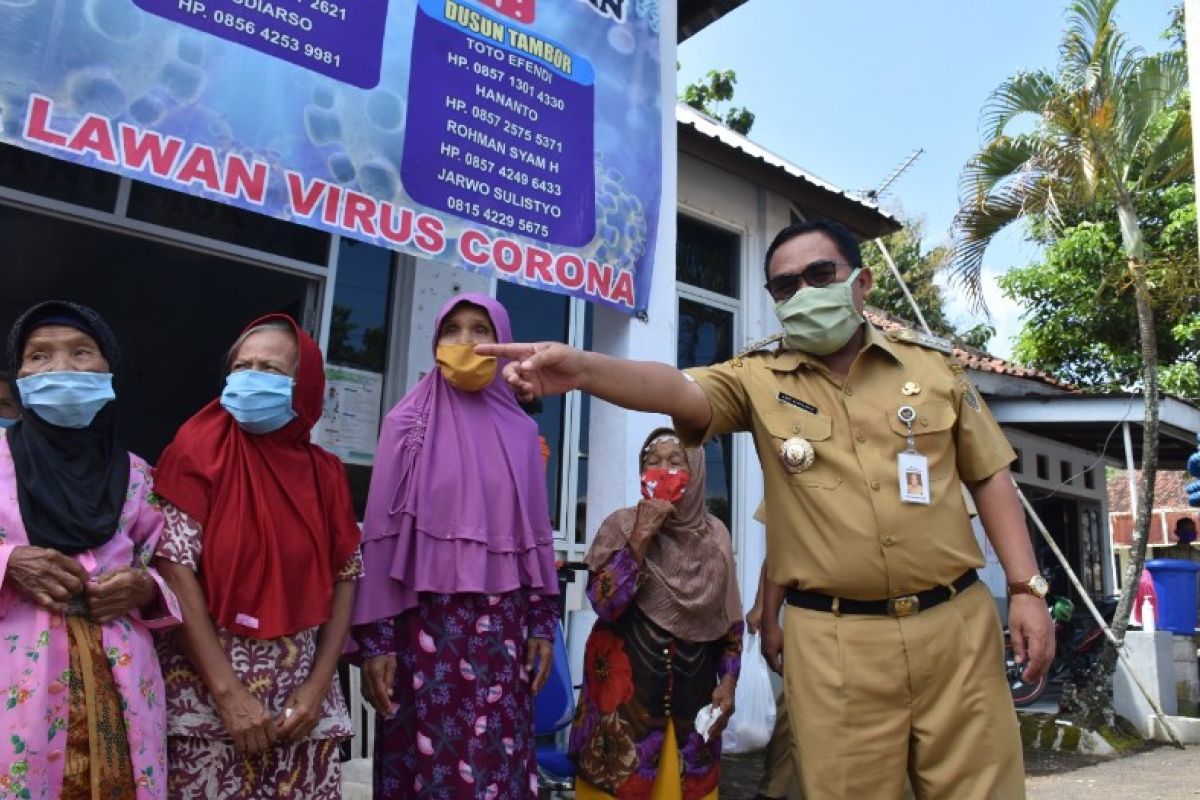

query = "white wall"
(398, 258), (493, 394)
(671, 153), (791, 611)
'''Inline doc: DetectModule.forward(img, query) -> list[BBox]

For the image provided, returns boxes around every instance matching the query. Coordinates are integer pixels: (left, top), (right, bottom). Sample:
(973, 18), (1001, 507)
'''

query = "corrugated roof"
(678, 0), (750, 41)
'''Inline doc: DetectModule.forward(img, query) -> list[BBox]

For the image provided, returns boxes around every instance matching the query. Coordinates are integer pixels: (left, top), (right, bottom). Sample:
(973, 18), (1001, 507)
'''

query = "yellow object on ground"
(575, 720), (719, 800)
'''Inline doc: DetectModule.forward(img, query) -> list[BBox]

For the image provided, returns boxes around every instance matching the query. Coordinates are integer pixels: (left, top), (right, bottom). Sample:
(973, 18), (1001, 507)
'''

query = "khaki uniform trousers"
(782, 581), (1024, 800)
(758, 697), (797, 798)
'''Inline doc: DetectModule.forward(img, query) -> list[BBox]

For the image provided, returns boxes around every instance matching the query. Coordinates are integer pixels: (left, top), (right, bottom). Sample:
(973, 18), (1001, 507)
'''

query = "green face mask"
(774, 267), (865, 355)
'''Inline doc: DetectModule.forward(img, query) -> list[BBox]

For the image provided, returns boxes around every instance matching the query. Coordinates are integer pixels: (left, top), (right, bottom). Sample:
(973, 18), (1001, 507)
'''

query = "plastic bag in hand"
(721, 632), (777, 754)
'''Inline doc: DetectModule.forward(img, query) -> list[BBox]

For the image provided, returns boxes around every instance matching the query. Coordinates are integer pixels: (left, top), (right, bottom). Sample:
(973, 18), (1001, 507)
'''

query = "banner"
(0, 0), (663, 314)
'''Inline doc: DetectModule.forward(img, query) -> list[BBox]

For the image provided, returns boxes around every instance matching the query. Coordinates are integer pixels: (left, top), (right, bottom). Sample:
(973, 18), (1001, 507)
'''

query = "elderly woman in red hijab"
(350, 293), (560, 799)
(152, 315), (362, 799)
(571, 428), (742, 800)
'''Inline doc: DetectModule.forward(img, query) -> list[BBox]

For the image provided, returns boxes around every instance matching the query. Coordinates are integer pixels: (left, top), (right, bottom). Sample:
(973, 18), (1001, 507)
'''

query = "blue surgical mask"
(0, 417), (17, 429)
(221, 370), (297, 435)
(16, 371), (115, 429)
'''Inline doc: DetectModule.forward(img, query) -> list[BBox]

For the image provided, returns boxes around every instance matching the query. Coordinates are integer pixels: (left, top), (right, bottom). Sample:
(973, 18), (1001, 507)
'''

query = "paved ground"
(718, 741), (1200, 798)
(1026, 745), (1200, 798)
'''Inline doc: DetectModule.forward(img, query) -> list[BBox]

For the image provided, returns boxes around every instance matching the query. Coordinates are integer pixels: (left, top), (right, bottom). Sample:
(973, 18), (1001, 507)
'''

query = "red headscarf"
(154, 314), (360, 639)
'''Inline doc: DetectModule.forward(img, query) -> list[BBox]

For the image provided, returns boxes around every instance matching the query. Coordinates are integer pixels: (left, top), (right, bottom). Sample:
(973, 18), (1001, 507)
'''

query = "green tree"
(865, 219), (996, 351)
(950, 0), (1191, 728)
(999, 183), (1199, 398)
(865, 221), (952, 330)
(681, 69), (756, 134)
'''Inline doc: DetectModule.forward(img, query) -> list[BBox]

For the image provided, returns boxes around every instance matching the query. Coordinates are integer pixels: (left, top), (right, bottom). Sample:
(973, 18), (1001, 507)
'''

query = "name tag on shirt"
(898, 452), (931, 504)
(777, 392), (818, 415)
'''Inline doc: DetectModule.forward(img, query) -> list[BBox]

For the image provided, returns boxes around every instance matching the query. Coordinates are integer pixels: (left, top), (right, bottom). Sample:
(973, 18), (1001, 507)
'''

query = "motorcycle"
(1006, 593), (1119, 707)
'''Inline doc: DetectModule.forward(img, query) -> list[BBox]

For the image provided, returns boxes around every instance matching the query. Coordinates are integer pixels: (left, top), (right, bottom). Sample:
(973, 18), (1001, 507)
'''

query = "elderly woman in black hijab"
(0, 301), (181, 800)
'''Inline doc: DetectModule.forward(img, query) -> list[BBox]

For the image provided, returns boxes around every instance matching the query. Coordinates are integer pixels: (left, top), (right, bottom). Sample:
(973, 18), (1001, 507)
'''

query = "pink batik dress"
(0, 433), (181, 800)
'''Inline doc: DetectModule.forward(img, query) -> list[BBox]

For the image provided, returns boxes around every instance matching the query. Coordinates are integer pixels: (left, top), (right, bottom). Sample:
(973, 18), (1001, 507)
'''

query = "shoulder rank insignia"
(885, 328), (954, 354)
(731, 333), (784, 365)
(736, 333), (783, 359)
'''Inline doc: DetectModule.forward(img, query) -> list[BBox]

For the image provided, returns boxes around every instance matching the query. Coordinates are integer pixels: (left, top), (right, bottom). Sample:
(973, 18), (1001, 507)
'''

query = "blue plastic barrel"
(1146, 559), (1200, 634)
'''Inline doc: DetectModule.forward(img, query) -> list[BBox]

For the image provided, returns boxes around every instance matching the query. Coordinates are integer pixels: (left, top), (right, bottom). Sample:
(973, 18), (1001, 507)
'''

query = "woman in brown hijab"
(570, 428), (742, 800)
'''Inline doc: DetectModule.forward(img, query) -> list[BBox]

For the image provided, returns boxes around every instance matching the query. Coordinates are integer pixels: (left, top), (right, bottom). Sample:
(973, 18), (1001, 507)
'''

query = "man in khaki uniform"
(481, 219), (1054, 799)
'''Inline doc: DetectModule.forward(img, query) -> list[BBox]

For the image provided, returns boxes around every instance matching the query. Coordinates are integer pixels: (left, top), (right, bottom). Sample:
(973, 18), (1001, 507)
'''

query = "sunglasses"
(764, 259), (855, 301)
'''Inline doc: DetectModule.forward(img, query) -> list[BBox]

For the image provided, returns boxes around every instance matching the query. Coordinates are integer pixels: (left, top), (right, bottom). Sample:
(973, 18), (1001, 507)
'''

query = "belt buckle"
(888, 594), (920, 617)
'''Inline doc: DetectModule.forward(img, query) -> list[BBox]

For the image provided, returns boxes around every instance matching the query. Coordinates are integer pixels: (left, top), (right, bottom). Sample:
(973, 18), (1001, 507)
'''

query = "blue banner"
(0, 0), (662, 314)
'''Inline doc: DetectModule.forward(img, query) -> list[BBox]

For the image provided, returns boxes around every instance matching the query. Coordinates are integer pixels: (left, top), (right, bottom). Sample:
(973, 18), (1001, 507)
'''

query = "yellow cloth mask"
(435, 344), (497, 392)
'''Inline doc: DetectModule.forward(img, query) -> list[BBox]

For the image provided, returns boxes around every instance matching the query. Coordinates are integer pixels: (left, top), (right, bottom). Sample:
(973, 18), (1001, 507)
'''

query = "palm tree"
(950, 0), (1190, 728)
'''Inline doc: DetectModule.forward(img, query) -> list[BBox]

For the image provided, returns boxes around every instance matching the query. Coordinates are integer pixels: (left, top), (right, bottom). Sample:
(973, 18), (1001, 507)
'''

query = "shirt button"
(883, 536), (896, 547)
(855, 432), (866, 443)
(793, 425), (801, 434)
(920, 416), (929, 426)
(844, 386), (854, 396)
(662, 648), (669, 655)
(870, 480), (880, 491)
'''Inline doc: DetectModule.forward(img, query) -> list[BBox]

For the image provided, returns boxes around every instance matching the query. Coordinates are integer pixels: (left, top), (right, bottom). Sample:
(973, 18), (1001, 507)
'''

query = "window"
(0, 142), (119, 210)
(497, 281), (572, 530)
(127, 181), (330, 264)
(677, 215), (740, 297)
(1060, 461), (1074, 485)
(323, 239), (395, 518)
(1036, 454), (1050, 481)
(0, 202), (313, 463)
(1083, 467), (1096, 490)
(676, 215), (741, 529)
(574, 304), (594, 544)
(327, 239), (393, 373)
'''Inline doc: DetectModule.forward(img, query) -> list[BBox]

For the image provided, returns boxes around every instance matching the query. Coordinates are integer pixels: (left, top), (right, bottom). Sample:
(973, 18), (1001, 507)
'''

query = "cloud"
(939, 227), (1043, 360)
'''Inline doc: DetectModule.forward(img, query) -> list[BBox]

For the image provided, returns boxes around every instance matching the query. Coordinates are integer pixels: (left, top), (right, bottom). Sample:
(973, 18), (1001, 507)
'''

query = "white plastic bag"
(721, 632), (777, 754)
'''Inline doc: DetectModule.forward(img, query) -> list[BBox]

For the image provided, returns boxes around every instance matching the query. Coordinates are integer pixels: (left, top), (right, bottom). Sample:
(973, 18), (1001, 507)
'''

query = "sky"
(678, 0), (1180, 358)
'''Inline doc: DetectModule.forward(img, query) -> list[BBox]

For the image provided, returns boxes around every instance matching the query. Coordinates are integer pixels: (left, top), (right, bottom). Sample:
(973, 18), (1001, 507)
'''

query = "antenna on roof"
(864, 148), (924, 201)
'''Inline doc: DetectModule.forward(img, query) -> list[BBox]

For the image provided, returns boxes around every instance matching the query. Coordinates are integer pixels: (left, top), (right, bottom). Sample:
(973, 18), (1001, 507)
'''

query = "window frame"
(674, 208), (748, 547)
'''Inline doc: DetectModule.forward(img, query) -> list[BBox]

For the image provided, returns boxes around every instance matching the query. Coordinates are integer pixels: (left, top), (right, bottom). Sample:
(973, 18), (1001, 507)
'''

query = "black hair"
(763, 218), (863, 282)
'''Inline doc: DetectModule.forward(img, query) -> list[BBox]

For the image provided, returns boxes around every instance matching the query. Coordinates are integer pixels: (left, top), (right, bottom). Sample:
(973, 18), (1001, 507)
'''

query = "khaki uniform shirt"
(682, 324), (1015, 600)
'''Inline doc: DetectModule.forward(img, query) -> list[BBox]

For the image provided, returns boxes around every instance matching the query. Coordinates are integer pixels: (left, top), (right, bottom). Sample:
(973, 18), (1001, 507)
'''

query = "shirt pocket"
(886, 400), (958, 478)
(763, 410), (843, 490)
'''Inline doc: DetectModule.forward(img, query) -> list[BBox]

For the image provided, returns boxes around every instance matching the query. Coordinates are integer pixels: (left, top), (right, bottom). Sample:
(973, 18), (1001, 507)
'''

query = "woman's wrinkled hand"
(526, 637), (554, 694)
(5, 545), (89, 613)
(215, 685), (277, 755)
(86, 567), (155, 624)
(628, 498), (675, 560)
(708, 675), (736, 740)
(362, 654), (398, 717)
(275, 679), (326, 743)
(635, 497), (676, 533)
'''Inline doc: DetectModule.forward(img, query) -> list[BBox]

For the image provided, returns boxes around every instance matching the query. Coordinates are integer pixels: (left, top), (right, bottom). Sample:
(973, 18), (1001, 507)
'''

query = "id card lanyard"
(896, 405), (931, 505)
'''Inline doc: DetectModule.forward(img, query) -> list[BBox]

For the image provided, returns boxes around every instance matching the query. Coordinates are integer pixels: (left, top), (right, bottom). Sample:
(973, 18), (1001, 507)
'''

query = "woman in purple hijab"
(350, 293), (560, 799)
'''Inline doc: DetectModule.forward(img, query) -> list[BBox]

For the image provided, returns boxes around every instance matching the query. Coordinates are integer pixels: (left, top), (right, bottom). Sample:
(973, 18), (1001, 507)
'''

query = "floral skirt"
(370, 593), (539, 800)
(165, 737), (342, 799)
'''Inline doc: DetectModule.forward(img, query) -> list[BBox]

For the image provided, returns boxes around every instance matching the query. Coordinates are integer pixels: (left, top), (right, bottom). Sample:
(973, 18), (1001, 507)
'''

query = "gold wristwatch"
(1007, 574), (1049, 599)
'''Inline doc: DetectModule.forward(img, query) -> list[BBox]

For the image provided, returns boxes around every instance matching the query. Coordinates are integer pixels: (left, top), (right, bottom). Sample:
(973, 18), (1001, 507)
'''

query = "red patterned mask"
(640, 468), (691, 504)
